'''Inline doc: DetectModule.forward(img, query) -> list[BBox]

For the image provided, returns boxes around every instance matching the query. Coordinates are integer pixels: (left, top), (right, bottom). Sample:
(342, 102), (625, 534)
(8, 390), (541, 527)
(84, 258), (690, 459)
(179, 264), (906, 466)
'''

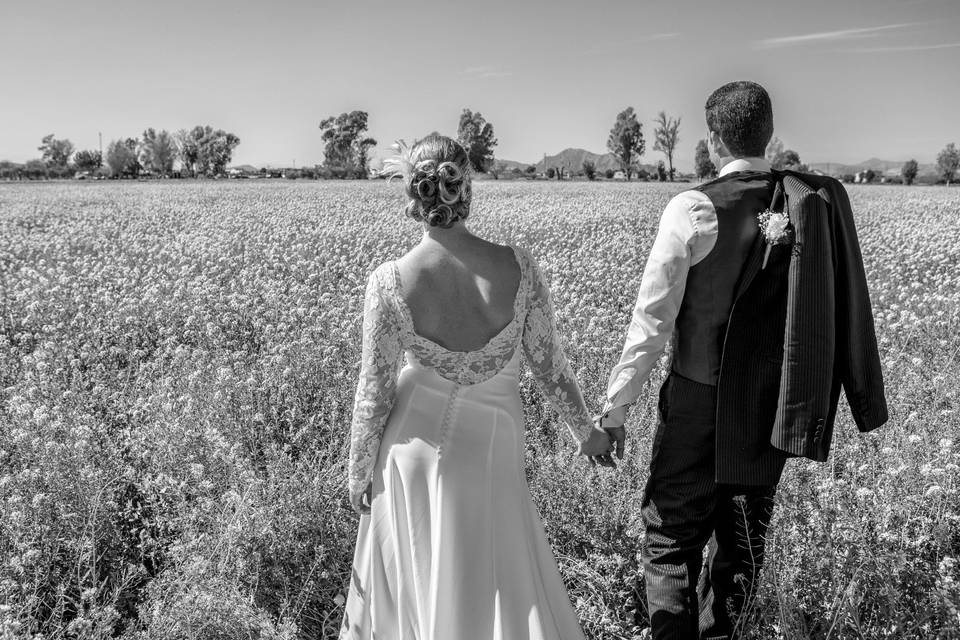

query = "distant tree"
(864, 169), (877, 184)
(319, 110), (376, 179)
(105, 138), (140, 178)
(604, 168), (615, 179)
(546, 167), (556, 179)
(937, 143), (959, 185)
(841, 174), (855, 183)
(582, 160), (597, 180)
(656, 160), (667, 181)
(73, 150), (102, 173)
(175, 128), (200, 177)
(457, 109), (498, 173)
(198, 128), (240, 175)
(694, 139), (716, 181)
(0, 160), (22, 180)
(489, 161), (508, 179)
(525, 164), (536, 176)
(38, 134), (74, 168)
(778, 149), (803, 170)
(23, 159), (48, 179)
(901, 159), (919, 186)
(138, 129), (177, 176)
(175, 125), (240, 176)
(653, 111), (681, 181)
(607, 107), (645, 180)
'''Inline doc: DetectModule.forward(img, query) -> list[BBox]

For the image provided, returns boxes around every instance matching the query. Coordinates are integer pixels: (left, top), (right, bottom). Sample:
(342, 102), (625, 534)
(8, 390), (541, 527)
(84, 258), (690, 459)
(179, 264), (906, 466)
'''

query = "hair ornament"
(381, 139), (415, 182)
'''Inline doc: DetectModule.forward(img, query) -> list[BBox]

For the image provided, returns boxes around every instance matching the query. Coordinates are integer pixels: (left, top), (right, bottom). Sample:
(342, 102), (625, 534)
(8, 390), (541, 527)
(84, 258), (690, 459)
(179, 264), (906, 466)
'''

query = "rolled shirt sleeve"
(602, 189), (718, 425)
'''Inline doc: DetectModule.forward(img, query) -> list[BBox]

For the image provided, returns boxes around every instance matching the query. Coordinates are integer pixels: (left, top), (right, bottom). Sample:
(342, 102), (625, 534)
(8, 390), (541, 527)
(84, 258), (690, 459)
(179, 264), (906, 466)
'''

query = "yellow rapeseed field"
(1, 180), (958, 638)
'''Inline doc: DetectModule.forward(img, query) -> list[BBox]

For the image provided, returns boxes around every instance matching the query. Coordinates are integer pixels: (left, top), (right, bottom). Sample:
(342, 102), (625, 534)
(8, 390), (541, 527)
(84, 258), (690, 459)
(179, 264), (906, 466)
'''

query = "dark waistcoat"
(672, 172), (776, 385)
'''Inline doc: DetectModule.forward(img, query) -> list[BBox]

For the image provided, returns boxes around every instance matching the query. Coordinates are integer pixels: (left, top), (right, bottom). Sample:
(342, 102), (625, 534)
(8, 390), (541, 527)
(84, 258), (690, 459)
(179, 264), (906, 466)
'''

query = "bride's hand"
(578, 427), (616, 468)
(350, 483), (373, 515)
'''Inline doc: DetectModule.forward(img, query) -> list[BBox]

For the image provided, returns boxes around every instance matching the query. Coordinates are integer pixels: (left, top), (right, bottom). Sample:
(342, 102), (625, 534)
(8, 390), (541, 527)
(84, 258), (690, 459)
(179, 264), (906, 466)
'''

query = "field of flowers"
(1, 179), (958, 639)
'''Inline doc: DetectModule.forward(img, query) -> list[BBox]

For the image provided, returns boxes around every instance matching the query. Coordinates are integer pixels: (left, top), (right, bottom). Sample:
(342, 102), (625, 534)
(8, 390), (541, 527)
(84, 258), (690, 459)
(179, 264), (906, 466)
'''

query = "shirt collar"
(718, 157), (771, 177)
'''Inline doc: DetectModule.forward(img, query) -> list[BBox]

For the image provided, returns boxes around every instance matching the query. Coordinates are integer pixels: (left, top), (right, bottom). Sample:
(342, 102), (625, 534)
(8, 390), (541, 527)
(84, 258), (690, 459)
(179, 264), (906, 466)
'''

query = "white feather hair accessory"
(380, 139), (415, 182)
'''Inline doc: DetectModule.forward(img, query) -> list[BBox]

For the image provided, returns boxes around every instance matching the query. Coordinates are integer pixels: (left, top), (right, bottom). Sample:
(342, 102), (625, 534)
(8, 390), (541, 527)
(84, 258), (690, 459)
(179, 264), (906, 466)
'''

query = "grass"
(0, 180), (958, 639)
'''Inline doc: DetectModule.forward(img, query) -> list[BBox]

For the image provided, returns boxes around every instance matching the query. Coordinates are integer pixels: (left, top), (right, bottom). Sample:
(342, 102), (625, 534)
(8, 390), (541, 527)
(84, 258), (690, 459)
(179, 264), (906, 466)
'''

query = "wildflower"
(925, 485), (944, 499)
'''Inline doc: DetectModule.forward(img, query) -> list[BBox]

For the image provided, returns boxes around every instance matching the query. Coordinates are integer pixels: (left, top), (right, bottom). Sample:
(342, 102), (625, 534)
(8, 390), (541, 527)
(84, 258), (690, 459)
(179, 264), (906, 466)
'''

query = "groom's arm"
(601, 189), (718, 428)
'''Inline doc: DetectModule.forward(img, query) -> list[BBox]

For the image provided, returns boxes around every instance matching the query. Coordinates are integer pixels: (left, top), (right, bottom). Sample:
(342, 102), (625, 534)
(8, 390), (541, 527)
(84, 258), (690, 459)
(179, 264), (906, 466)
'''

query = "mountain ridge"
(496, 147), (658, 175)
(495, 148), (938, 177)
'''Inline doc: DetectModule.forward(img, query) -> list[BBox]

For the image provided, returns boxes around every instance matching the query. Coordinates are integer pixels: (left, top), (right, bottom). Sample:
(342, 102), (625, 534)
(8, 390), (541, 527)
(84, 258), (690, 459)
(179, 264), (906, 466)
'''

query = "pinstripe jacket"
(717, 171), (888, 483)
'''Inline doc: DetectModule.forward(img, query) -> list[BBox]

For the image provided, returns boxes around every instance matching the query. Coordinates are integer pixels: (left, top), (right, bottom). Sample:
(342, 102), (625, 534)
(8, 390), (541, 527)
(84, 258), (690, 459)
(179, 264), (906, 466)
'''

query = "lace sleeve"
(520, 252), (594, 443)
(348, 266), (402, 512)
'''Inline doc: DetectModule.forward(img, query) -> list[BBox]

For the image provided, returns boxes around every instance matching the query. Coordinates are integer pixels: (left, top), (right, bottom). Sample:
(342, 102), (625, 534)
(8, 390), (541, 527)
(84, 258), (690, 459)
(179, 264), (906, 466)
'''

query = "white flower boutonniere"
(757, 209), (793, 269)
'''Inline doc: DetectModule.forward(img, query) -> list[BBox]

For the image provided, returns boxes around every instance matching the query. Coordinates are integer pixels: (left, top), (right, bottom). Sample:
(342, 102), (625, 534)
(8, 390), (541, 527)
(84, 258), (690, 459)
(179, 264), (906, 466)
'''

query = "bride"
(340, 135), (614, 640)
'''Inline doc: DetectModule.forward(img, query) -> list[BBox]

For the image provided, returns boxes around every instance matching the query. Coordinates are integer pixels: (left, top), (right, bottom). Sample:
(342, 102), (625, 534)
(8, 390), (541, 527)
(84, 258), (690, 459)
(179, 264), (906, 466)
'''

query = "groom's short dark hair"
(705, 81), (773, 158)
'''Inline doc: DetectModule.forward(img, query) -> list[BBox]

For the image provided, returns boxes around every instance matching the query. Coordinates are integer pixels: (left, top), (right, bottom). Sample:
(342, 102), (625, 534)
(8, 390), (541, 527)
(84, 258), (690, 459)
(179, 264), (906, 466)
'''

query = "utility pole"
(98, 132), (103, 167)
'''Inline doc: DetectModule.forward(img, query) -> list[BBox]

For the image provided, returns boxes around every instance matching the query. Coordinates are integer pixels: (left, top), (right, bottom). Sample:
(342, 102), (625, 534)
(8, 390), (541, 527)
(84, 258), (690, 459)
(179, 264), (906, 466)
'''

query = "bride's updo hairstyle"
(384, 135), (472, 229)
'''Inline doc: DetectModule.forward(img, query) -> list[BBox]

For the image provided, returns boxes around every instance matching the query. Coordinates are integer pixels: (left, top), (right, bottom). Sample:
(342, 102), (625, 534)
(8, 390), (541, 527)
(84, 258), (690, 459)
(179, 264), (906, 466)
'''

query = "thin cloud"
(846, 41), (960, 52)
(757, 22), (923, 48)
(462, 66), (512, 79)
(586, 33), (679, 55)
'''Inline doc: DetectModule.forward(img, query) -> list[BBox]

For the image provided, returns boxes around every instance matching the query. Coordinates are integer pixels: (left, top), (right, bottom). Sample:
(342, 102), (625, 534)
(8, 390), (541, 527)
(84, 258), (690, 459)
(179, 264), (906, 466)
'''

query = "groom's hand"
(605, 425), (626, 460)
(596, 409), (627, 460)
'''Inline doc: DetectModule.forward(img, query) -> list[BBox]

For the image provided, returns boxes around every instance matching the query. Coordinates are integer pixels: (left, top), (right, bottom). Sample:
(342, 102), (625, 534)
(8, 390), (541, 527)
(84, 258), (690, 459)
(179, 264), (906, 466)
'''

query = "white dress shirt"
(602, 157), (771, 427)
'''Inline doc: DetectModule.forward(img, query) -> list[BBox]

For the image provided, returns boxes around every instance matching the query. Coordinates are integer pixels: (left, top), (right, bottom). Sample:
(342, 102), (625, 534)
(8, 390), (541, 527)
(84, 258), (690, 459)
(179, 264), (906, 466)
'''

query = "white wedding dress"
(341, 246), (593, 640)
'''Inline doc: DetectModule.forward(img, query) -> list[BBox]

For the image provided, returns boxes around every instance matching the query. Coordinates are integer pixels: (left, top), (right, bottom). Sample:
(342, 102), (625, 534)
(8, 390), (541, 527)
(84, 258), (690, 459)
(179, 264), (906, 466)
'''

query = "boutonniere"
(757, 210), (793, 269)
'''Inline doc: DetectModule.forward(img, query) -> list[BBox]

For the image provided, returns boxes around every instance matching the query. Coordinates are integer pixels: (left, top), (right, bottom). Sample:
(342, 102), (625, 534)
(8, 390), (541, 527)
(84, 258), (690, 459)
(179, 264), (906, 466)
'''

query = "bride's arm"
(348, 267), (402, 514)
(520, 253), (598, 447)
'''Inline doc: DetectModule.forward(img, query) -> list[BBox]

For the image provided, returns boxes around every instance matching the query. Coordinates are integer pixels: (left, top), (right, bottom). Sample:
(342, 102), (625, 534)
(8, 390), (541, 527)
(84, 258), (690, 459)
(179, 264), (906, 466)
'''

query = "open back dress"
(340, 245), (594, 640)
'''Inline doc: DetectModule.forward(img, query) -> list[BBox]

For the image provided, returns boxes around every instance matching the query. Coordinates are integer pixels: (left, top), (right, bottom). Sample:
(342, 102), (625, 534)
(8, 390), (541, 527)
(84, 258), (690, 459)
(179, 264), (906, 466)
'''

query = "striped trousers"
(641, 374), (777, 640)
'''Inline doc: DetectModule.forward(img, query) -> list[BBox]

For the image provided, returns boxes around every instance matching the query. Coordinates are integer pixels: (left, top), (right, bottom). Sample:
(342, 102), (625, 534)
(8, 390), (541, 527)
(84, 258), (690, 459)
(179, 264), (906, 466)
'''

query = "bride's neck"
(422, 221), (474, 246)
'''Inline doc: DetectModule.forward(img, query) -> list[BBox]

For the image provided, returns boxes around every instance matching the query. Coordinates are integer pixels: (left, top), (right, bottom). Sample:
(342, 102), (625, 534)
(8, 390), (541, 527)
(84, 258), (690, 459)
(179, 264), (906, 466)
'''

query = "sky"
(2, 0), (958, 172)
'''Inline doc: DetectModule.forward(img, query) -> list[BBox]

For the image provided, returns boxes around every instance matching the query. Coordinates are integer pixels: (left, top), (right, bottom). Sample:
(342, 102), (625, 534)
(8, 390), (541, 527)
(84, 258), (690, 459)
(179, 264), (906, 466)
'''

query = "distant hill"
(489, 152), (939, 179)
(809, 158), (937, 177)
(495, 147), (659, 175)
(491, 159), (530, 172)
(537, 148), (619, 174)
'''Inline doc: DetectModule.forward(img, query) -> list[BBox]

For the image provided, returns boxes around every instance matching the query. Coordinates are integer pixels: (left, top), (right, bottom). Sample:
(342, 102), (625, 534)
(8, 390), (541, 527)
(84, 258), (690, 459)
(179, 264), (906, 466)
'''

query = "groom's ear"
(708, 130), (725, 155)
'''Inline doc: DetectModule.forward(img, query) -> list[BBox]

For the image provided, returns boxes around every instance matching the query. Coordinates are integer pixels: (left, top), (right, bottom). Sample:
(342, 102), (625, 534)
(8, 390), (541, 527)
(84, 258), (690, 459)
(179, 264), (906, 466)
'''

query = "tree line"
(314, 108), (499, 179)
(316, 106), (688, 182)
(0, 127), (240, 180)
(6, 111), (959, 185)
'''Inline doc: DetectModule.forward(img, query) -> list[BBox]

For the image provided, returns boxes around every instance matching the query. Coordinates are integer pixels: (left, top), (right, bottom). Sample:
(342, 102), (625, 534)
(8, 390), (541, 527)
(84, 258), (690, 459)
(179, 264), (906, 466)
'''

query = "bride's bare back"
(395, 236), (520, 353)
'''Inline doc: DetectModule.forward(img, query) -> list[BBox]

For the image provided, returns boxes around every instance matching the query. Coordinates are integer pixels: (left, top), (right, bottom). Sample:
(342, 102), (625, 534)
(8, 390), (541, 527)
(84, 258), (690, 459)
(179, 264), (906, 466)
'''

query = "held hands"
(580, 411), (627, 469)
(578, 426), (617, 467)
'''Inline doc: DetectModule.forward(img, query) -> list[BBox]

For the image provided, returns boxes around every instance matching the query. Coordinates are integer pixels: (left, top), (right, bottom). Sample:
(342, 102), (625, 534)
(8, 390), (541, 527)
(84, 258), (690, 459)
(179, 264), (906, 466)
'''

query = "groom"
(597, 81), (887, 639)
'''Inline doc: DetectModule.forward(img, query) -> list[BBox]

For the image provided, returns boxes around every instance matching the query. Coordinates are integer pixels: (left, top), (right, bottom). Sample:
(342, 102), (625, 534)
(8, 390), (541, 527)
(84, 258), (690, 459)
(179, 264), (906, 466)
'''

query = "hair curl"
(392, 135), (472, 228)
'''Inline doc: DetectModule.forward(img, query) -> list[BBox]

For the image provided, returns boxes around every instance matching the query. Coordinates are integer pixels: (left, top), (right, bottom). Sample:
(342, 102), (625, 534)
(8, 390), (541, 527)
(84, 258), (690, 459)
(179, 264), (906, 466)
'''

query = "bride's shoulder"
(365, 260), (399, 292)
(501, 243), (532, 264)
(504, 244), (541, 275)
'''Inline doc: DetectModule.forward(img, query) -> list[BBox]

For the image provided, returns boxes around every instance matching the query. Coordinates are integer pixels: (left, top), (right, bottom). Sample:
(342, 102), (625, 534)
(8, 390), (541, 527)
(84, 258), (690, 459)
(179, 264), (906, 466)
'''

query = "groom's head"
(704, 81), (773, 160)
